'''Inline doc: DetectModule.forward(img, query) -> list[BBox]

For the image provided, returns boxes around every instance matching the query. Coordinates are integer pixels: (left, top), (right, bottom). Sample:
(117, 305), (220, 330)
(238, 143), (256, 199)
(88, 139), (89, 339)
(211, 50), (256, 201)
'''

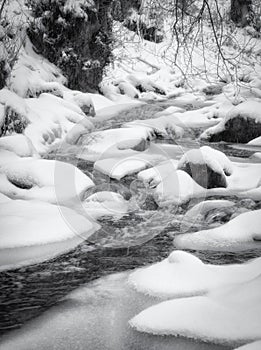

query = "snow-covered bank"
(130, 274), (261, 344)
(128, 250), (261, 298)
(0, 197), (100, 270)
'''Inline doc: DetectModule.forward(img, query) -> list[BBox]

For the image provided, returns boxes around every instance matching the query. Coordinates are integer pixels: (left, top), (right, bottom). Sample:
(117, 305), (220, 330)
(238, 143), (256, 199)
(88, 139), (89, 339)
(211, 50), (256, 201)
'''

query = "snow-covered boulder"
(63, 90), (95, 116)
(0, 199), (97, 249)
(0, 198), (99, 270)
(130, 274), (261, 344)
(174, 209), (261, 251)
(0, 134), (38, 157)
(201, 101), (261, 143)
(154, 169), (206, 206)
(128, 250), (261, 299)
(78, 127), (155, 161)
(0, 150), (94, 204)
(94, 151), (166, 180)
(83, 191), (129, 219)
(177, 146), (233, 189)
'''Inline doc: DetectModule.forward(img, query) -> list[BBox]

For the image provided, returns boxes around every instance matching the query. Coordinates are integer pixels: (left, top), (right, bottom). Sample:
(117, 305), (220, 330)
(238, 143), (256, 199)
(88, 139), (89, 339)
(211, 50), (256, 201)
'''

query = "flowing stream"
(0, 98), (261, 349)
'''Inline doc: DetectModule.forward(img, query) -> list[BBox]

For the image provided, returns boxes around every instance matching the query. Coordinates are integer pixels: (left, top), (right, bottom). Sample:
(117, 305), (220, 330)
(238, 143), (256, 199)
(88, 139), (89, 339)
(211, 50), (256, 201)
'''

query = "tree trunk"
(230, 0), (253, 27)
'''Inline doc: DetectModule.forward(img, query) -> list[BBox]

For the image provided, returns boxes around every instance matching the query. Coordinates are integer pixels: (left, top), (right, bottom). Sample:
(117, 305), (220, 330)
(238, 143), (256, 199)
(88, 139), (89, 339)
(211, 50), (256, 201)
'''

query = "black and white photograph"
(0, 0), (261, 349)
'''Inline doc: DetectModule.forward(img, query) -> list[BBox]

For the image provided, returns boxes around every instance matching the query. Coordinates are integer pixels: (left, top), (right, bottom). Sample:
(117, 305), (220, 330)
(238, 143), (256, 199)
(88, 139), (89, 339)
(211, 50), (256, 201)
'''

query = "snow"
(83, 191), (129, 219)
(78, 127), (155, 161)
(154, 169), (206, 206)
(138, 159), (178, 188)
(0, 134), (38, 157)
(128, 250), (261, 299)
(124, 105), (220, 132)
(0, 151), (94, 204)
(138, 155), (261, 206)
(234, 341), (261, 350)
(174, 209), (261, 251)
(0, 198), (99, 270)
(8, 40), (66, 98)
(248, 136), (261, 146)
(124, 116), (184, 138)
(130, 274), (261, 344)
(94, 151), (167, 180)
(178, 146), (233, 176)
(0, 199), (97, 249)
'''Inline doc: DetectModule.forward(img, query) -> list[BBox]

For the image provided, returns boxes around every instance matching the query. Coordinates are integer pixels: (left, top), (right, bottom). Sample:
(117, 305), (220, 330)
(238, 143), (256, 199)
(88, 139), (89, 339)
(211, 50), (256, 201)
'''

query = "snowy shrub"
(27, 0), (113, 91)
(1, 106), (29, 136)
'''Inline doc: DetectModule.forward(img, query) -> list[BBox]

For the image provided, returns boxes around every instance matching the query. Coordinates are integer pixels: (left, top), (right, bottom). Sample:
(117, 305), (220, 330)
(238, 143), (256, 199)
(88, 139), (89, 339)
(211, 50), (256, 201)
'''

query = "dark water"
(0, 99), (260, 345)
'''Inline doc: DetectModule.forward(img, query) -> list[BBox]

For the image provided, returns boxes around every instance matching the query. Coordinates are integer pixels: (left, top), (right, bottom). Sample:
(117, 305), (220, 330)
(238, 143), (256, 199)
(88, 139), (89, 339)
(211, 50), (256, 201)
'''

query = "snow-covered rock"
(130, 274), (261, 344)
(154, 169), (206, 206)
(0, 134), (38, 157)
(78, 127), (155, 161)
(0, 89), (94, 154)
(0, 150), (94, 204)
(129, 250), (261, 299)
(0, 198), (99, 270)
(63, 90), (95, 116)
(174, 209), (261, 251)
(124, 116), (184, 139)
(177, 146), (233, 189)
(201, 101), (261, 143)
(83, 191), (129, 219)
(94, 151), (166, 180)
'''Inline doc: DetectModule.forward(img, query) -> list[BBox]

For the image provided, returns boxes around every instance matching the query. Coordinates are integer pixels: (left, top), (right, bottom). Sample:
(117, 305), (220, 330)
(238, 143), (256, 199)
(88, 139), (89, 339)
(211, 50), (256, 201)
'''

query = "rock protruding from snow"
(128, 250), (261, 299)
(130, 274), (261, 344)
(177, 146), (233, 189)
(174, 209), (261, 251)
(201, 101), (261, 143)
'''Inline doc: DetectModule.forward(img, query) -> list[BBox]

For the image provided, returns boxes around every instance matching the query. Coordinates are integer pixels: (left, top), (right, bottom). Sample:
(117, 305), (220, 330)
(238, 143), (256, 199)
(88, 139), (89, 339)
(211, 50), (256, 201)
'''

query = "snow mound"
(94, 151), (166, 180)
(124, 116), (184, 139)
(0, 199), (97, 249)
(0, 88), (94, 154)
(138, 159), (179, 188)
(130, 274), (261, 344)
(63, 90), (95, 116)
(83, 191), (129, 219)
(78, 127), (155, 161)
(0, 150), (94, 204)
(154, 169), (206, 206)
(248, 136), (261, 146)
(129, 251), (261, 298)
(234, 341), (261, 350)
(0, 134), (38, 157)
(174, 209), (261, 251)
